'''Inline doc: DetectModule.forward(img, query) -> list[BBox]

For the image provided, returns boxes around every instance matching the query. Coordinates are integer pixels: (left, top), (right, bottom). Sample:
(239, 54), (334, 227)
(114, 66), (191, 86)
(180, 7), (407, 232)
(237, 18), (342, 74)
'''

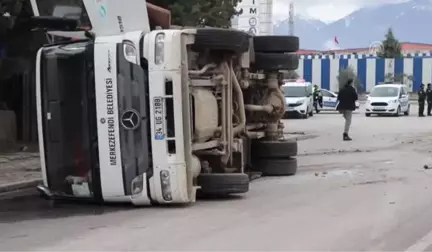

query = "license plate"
(287, 107), (294, 111)
(153, 97), (164, 140)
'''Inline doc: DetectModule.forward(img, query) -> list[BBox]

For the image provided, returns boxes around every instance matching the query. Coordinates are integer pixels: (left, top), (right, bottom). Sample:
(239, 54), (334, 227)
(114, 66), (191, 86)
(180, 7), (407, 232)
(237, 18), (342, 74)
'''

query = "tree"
(150, 0), (242, 27)
(337, 66), (362, 92)
(383, 73), (413, 88)
(377, 28), (402, 58)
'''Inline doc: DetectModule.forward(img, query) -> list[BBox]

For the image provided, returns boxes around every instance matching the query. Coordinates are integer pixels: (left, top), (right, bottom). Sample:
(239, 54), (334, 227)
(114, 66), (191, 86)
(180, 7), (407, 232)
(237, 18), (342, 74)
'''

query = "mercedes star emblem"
(121, 109), (140, 130)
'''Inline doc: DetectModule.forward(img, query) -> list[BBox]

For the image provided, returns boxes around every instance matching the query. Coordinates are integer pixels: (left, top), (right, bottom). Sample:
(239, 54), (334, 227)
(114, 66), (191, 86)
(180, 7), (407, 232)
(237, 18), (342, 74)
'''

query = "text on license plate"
(153, 97), (164, 140)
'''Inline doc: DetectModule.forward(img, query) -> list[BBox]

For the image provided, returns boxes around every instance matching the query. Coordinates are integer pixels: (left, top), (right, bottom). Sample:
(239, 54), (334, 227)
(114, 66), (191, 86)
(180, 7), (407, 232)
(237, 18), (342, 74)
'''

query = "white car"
(365, 84), (410, 116)
(317, 89), (360, 111)
(282, 80), (314, 118)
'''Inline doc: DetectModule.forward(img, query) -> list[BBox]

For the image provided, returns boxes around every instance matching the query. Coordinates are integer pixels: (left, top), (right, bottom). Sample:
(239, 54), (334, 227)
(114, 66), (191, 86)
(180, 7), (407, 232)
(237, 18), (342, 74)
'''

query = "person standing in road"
(426, 83), (432, 116)
(336, 78), (358, 141)
(418, 83), (426, 117)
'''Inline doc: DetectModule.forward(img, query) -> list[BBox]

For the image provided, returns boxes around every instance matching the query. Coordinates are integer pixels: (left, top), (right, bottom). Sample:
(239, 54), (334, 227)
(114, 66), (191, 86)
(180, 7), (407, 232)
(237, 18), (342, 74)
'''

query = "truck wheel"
(192, 28), (250, 53)
(253, 53), (299, 71)
(253, 36), (299, 53)
(251, 139), (298, 158)
(253, 158), (298, 176)
(197, 173), (249, 196)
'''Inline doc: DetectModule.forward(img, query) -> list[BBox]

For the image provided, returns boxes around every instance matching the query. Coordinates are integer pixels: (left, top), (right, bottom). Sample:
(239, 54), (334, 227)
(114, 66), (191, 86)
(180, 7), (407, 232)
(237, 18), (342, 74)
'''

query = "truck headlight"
(160, 170), (172, 201)
(131, 174), (144, 196)
(123, 40), (137, 64)
(389, 99), (398, 103)
(154, 33), (165, 65)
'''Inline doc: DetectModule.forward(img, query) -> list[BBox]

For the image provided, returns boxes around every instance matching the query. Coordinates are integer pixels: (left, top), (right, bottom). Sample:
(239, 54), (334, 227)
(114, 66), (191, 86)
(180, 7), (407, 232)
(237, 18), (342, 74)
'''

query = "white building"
(231, 0), (273, 35)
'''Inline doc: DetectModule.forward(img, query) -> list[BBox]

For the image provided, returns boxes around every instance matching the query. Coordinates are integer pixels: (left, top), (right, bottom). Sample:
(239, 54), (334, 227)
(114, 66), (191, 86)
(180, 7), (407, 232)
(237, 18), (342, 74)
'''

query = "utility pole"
(288, 2), (294, 35)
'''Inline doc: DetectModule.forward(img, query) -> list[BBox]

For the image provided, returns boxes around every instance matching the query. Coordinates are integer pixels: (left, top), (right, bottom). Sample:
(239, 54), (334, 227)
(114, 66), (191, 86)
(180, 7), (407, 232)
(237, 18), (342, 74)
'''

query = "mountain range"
(273, 0), (432, 50)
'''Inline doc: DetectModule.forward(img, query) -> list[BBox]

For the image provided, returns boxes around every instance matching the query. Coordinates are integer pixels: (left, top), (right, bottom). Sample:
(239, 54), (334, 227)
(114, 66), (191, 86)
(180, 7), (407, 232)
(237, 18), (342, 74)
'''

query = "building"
(296, 55), (432, 93)
(298, 42), (432, 56)
(231, 0), (273, 35)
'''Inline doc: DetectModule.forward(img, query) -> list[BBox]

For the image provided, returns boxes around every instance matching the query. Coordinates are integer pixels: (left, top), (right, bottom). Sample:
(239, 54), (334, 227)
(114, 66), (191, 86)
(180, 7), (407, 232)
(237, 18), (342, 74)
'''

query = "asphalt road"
(2, 104), (432, 251)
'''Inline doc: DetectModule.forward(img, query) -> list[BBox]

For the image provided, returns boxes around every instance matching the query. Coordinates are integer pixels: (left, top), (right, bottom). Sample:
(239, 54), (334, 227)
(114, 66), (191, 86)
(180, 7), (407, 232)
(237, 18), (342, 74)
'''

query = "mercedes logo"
(121, 109), (140, 130)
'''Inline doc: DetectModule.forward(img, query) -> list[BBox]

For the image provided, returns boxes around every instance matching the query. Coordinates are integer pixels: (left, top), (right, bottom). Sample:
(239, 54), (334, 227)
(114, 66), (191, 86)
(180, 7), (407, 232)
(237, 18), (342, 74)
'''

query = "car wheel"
(404, 105), (410, 116)
(365, 113), (371, 117)
(308, 107), (313, 116)
(395, 106), (401, 117)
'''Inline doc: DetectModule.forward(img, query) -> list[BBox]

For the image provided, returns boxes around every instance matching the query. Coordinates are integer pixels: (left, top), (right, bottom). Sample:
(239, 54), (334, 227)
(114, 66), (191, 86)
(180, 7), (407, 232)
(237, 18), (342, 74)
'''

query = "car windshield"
(283, 86), (308, 97)
(369, 86), (399, 97)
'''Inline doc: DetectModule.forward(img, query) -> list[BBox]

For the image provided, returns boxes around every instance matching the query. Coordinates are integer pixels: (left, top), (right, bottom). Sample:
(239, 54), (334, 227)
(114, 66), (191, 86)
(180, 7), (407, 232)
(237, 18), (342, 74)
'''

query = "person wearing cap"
(418, 83), (427, 117)
(426, 83), (432, 116)
(336, 78), (358, 141)
(313, 84), (323, 113)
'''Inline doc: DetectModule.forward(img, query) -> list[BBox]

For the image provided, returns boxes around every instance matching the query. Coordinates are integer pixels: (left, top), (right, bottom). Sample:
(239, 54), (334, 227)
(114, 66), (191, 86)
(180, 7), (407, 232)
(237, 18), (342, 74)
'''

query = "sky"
(272, 0), (410, 23)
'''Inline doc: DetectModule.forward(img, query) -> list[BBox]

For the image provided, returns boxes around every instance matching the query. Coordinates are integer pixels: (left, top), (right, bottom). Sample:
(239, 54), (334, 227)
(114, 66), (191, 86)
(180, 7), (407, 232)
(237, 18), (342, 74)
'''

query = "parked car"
(317, 89), (360, 111)
(364, 84), (410, 116)
(282, 79), (314, 118)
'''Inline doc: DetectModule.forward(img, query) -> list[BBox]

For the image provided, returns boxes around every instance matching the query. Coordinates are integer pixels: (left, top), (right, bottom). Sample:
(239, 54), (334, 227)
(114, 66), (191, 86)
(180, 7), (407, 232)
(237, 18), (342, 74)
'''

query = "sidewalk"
(0, 151), (41, 198)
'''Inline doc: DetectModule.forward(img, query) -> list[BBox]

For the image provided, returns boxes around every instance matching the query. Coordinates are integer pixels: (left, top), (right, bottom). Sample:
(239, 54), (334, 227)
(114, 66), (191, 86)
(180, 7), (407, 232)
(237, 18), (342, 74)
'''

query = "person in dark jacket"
(418, 84), (426, 117)
(336, 79), (358, 141)
(426, 83), (432, 116)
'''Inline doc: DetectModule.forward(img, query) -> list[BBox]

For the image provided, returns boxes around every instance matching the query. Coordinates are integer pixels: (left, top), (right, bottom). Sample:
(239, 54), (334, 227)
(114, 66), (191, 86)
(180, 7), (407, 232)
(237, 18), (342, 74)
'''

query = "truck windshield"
(283, 86), (308, 97)
(39, 41), (99, 198)
(370, 87), (399, 97)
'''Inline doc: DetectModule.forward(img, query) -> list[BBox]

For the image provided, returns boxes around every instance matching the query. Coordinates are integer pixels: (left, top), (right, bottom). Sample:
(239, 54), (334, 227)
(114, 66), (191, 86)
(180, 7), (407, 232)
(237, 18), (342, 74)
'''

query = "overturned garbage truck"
(34, 0), (300, 205)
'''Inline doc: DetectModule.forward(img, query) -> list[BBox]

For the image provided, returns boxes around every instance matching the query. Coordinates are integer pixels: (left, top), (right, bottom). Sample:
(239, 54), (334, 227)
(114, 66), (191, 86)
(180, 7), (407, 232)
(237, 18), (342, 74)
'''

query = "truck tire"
(192, 28), (250, 53)
(197, 173), (249, 196)
(253, 158), (298, 176)
(253, 36), (299, 53)
(254, 53), (299, 71)
(251, 139), (298, 158)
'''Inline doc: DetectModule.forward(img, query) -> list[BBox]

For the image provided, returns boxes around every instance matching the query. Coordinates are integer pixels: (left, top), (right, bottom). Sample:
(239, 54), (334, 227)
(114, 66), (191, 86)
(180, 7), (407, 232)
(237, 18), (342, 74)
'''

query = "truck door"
(30, 0), (151, 36)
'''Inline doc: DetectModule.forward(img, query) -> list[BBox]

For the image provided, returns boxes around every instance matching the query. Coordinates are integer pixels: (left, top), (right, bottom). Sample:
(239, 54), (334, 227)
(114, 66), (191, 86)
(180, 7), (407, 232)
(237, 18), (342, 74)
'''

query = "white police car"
(365, 84), (410, 116)
(282, 79), (314, 118)
(317, 88), (360, 111)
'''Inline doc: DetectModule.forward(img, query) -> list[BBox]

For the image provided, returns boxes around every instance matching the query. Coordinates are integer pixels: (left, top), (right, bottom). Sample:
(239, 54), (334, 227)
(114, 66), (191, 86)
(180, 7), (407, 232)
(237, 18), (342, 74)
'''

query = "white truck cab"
(33, 0), (302, 206)
(282, 79), (313, 118)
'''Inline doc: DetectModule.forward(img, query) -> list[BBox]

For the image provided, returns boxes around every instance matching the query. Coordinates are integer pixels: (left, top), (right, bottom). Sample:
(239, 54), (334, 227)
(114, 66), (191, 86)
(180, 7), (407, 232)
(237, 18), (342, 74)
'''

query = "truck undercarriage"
(184, 29), (300, 196)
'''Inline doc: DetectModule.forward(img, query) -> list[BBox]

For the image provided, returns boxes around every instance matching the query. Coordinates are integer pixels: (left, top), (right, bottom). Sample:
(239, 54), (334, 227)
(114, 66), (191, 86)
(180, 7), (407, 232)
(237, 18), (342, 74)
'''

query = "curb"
(0, 187), (39, 200)
(0, 179), (42, 194)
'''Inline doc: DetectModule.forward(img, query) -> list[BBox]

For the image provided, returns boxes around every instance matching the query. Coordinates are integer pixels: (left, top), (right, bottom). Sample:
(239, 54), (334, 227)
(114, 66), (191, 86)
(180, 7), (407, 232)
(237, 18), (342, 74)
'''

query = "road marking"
(406, 229), (432, 251)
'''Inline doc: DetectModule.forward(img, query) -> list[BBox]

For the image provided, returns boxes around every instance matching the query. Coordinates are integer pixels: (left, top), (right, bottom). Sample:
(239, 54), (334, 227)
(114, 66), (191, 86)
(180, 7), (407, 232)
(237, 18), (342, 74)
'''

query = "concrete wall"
(298, 54), (432, 92)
